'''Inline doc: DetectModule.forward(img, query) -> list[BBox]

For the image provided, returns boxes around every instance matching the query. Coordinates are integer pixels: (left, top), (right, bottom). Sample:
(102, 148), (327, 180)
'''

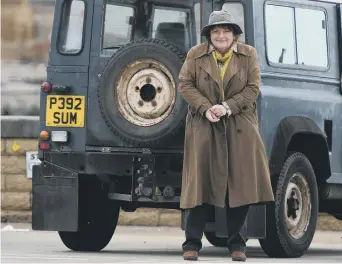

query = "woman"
(178, 10), (274, 262)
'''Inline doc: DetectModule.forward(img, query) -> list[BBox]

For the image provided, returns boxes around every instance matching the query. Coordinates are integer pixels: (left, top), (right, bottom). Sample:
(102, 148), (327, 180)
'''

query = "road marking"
(1, 225), (30, 232)
(2, 255), (87, 261)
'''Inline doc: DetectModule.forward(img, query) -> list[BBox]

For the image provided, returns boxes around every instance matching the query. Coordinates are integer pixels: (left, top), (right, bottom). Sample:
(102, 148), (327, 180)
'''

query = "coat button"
(237, 129), (242, 134)
(242, 106), (247, 111)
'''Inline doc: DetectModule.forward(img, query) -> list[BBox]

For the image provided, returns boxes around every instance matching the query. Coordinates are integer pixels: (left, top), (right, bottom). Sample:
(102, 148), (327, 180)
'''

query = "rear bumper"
(42, 150), (183, 201)
(42, 150), (183, 179)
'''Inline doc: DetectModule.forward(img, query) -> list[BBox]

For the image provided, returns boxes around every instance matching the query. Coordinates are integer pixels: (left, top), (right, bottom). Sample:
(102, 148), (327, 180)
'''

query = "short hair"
(206, 25), (241, 42)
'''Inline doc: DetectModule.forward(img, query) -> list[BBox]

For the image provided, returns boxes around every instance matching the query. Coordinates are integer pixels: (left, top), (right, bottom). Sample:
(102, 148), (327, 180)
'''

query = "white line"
(1, 256), (87, 261)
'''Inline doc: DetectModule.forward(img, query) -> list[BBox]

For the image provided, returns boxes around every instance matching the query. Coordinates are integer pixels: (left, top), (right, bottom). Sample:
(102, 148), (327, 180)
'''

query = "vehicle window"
(296, 8), (328, 67)
(101, 2), (197, 55)
(194, 3), (201, 44)
(222, 2), (245, 43)
(152, 7), (190, 51)
(265, 4), (328, 68)
(265, 5), (296, 64)
(58, 0), (85, 54)
(102, 4), (134, 49)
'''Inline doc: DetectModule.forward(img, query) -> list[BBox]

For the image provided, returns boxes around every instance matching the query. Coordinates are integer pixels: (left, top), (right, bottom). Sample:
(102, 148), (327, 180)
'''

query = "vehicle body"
(32, 0), (342, 258)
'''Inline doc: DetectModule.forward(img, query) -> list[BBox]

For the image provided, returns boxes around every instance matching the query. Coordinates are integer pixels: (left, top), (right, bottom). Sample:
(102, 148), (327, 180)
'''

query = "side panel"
(253, 0), (342, 179)
(329, 3), (342, 183)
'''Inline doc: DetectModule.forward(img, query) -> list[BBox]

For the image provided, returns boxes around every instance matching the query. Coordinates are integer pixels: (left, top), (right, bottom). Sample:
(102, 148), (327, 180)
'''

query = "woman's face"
(210, 26), (234, 52)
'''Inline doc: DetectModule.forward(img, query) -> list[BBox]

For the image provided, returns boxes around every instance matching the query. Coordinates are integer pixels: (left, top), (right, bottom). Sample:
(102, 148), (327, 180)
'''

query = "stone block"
(1, 210), (32, 223)
(5, 174), (32, 192)
(1, 174), (6, 191)
(1, 192), (31, 210)
(317, 214), (342, 231)
(1, 139), (6, 154)
(159, 211), (181, 226)
(5, 139), (38, 155)
(1, 156), (26, 174)
(118, 208), (160, 226)
(1, 116), (40, 138)
(159, 209), (181, 214)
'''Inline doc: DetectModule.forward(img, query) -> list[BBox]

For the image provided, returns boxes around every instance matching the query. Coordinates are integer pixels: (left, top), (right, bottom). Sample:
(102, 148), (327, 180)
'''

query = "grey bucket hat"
(201, 10), (243, 37)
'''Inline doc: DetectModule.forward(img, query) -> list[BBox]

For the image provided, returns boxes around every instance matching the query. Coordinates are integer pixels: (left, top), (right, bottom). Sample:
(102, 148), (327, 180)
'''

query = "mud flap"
(181, 205), (266, 239)
(214, 205), (266, 239)
(32, 162), (78, 231)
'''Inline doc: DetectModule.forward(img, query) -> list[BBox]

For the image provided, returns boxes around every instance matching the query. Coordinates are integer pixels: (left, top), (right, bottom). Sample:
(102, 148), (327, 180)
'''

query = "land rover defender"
(32, 0), (342, 258)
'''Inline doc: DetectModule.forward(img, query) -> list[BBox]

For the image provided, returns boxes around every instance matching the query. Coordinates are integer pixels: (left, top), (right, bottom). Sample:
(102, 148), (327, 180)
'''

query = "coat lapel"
(198, 55), (221, 88)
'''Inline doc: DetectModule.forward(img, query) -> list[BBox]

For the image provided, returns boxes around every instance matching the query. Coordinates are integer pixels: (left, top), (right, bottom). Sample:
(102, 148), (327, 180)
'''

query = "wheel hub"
(116, 59), (176, 126)
(284, 172), (311, 239)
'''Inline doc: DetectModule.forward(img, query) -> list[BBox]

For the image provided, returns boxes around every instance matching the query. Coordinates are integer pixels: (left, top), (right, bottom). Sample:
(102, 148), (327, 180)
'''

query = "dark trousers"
(182, 202), (249, 253)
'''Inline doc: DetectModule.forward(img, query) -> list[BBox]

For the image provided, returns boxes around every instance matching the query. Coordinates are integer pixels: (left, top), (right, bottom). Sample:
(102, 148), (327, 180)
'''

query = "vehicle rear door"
(41, 0), (94, 152)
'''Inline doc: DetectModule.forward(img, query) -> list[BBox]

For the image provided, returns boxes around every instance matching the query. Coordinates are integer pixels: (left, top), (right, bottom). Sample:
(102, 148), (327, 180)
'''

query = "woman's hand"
(210, 105), (227, 117)
(205, 108), (220, 122)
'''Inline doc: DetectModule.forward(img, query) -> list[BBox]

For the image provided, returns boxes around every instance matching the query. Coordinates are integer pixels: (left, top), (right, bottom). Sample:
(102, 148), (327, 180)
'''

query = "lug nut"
(138, 100), (144, 106)
(151, 100), (157, 107)
(157, 87), (162, 93)
(146, 77), (151, 83)
(135, 86), (140, 91)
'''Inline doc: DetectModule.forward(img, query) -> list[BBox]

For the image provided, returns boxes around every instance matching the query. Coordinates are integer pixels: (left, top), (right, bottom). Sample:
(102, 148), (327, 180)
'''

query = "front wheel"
(259, 152), (318, 258)
(58, 179), (120, 251)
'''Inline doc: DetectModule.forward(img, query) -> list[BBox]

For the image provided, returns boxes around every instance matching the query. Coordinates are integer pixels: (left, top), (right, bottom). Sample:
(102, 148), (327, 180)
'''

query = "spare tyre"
(98, 39), (188, 147)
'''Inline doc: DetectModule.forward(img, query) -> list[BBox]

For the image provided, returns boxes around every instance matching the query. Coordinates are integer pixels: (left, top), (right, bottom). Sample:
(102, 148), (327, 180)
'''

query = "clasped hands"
(205, 104), (228, 123)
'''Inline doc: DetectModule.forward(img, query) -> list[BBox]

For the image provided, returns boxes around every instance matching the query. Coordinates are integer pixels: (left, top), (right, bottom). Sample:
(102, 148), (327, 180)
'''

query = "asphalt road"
(1, 223), (341, 263)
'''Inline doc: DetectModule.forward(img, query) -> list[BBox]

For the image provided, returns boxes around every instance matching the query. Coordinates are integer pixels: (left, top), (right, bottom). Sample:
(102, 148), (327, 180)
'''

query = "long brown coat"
(178, 42), (274, 209)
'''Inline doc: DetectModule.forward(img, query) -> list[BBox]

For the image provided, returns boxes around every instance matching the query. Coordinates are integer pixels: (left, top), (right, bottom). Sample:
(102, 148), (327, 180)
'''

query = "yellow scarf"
(212, 47), (234, 81)
(212, 46), (234, 102)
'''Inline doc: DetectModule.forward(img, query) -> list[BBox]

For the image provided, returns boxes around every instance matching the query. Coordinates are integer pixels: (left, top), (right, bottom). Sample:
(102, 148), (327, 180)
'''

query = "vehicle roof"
(310, 0), (342, 3)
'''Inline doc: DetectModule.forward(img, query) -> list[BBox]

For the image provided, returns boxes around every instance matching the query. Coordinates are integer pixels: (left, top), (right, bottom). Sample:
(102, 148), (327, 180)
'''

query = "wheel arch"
(269, 116), (331, 184)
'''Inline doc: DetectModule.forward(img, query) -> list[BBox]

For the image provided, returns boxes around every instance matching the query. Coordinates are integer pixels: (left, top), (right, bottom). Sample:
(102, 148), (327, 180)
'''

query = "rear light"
(39, 130), (50, 140)
(41, 81), (52, 93)
(39, 142), (50, 150)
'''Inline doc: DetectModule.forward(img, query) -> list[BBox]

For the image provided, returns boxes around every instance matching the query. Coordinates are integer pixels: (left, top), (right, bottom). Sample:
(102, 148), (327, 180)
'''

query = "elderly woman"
(178, 10), (274, 262)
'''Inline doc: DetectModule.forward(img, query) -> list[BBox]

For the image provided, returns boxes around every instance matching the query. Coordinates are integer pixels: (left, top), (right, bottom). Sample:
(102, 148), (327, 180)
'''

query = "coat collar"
(193, 41), (251, 59)
(196, 42), (246, 89)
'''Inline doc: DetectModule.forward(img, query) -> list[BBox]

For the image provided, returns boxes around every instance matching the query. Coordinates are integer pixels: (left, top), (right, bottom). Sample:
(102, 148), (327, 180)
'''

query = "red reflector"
(41, 81), (52, 93)
(39, 142), (50, 150)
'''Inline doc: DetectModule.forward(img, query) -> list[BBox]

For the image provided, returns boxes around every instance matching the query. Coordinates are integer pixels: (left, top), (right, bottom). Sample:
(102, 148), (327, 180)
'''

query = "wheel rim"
(284, 172), (311, 239)
(115, 59), (176, 126)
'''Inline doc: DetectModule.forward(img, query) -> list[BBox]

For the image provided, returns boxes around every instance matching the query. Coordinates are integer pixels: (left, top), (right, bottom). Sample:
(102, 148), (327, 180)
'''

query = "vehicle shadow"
(61, 246), (342, 259)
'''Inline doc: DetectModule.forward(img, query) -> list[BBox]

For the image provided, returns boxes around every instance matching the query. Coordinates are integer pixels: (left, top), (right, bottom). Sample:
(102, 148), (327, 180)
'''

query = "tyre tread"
(259, 152), (318, 258)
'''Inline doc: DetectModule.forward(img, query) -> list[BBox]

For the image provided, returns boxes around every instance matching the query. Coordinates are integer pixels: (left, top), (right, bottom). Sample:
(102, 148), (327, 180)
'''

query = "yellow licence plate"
(46, 95), (85, 127)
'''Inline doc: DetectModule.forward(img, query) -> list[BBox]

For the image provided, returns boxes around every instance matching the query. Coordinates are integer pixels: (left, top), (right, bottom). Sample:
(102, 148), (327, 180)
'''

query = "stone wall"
(1, 117), (341, 231)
